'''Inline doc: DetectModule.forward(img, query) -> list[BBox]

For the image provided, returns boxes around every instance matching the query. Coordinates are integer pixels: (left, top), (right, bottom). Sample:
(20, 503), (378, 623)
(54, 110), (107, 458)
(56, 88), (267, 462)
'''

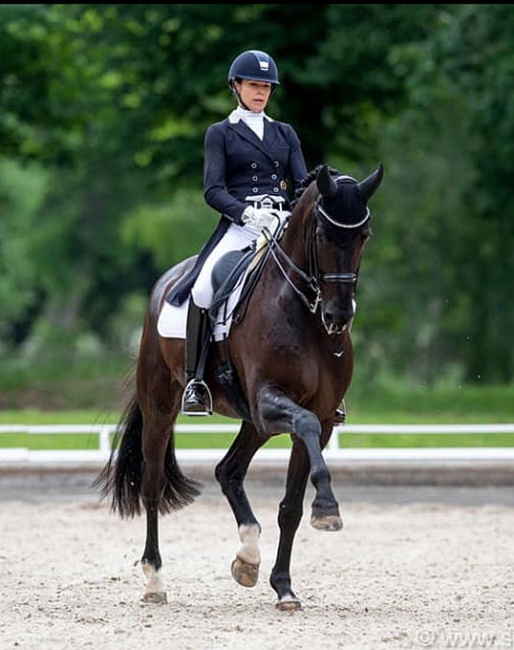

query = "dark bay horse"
(95, 163), (383, 610)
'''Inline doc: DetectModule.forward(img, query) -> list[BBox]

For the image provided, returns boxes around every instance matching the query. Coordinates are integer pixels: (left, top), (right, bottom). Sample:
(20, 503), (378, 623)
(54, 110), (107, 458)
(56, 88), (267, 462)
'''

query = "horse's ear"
(316, 164), (338, 198)
(357, 163), (384, 202)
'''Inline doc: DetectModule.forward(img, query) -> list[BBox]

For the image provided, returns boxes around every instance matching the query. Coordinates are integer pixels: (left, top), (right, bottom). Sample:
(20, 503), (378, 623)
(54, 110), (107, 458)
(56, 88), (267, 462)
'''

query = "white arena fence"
(1, 423), (514, 466)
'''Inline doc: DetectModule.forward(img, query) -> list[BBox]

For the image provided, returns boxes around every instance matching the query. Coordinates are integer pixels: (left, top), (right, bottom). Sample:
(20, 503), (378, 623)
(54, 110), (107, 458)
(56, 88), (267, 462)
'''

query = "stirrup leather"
(181, 378), (213, 416)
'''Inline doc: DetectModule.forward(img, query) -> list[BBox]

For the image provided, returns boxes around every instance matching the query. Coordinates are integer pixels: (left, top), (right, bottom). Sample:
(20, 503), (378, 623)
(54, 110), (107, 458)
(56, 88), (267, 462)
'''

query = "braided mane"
(291, 165), (340, 208)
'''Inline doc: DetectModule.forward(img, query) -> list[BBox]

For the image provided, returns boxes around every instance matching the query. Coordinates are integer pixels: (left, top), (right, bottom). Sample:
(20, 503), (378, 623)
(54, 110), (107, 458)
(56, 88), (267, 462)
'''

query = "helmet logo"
(258, 60), (269, 72)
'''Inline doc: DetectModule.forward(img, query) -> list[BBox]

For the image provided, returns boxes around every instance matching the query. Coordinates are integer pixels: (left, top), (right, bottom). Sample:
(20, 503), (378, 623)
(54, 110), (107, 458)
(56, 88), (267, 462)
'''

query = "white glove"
(241, 206), (277, 229)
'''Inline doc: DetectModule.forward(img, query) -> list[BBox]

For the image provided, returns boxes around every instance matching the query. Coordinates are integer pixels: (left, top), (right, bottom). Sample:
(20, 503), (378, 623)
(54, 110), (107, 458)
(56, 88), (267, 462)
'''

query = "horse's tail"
(93, 394), (202, 518)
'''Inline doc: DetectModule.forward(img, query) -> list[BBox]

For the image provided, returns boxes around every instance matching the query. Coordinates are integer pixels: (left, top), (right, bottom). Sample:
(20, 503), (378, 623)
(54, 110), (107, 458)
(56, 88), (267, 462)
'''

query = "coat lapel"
(228, 120), (280, 166)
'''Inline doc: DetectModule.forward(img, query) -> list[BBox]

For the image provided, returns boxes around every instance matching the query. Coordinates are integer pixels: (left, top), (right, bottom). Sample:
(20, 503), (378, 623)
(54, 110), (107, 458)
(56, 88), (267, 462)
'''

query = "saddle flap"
(209, 248), (255, 323)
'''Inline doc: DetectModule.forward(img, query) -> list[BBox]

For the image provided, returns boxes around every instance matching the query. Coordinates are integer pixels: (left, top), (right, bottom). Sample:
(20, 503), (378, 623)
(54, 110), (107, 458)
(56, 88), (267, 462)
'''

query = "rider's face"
(236, 79), (272, 112)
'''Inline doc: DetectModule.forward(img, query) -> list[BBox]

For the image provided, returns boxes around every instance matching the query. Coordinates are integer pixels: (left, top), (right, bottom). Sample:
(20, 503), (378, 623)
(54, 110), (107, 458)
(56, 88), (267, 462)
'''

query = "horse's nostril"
(322, 306), (354, 336)
(324, 306), (354, 326)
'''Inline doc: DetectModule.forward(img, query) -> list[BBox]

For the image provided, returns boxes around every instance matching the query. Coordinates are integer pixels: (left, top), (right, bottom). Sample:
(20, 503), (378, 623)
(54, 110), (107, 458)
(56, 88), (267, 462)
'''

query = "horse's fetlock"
(312, 499), (340, 516)
(270, 570), (290, 591)
(237, 523), (261, 565)
(238, 522), (261, 544)
(270, 569), (297, 604)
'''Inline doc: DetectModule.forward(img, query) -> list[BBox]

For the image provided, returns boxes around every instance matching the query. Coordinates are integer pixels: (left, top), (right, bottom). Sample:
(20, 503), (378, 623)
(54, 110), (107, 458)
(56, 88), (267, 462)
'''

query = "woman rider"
(167, 49), (308, 415)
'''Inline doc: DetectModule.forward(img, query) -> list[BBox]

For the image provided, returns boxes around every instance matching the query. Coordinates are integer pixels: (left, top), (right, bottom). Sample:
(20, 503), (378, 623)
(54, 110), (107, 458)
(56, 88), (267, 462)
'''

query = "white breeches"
(191, 215), (287, 309)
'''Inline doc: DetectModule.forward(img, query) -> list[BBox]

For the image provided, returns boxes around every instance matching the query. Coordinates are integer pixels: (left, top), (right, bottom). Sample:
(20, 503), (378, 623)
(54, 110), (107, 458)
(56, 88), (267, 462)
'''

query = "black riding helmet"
(228, 50), (280, 88)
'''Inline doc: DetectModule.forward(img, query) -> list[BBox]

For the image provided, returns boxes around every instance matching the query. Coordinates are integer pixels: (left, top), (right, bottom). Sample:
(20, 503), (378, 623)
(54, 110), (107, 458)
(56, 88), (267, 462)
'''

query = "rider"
(166, 49), (308, 415)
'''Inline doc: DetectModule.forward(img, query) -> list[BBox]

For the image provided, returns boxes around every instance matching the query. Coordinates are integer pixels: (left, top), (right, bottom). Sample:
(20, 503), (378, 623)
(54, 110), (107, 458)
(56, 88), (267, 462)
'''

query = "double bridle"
(262, 176), (370, 314)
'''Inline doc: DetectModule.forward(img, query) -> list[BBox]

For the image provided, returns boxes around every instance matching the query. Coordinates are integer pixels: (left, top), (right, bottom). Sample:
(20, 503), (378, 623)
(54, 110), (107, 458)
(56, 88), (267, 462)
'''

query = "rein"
(260, 222), (319, 312)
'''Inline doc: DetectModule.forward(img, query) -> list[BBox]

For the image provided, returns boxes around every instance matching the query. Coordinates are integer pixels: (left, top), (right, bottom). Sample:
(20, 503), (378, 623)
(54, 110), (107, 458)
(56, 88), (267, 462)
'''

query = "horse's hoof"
(231, 557), (259, 587)
(142, 591), (168, 604)
(310, 514), (343, 531)
(276, 597), (302, 612)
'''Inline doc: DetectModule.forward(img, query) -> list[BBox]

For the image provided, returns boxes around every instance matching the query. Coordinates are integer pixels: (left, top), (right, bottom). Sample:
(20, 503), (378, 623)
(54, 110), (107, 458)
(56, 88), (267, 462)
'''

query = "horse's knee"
(293, 410), (320, 433)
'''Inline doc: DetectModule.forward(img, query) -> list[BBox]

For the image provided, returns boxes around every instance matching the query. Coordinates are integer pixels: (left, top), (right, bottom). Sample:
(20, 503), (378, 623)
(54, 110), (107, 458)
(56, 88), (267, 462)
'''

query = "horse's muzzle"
(321, 308), (354, 335)
(321, 296), (356, 335)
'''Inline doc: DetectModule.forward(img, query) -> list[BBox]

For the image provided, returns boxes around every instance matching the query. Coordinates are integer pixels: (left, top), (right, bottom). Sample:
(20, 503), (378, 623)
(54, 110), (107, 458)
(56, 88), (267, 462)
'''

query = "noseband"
(262, 175), (370, 314)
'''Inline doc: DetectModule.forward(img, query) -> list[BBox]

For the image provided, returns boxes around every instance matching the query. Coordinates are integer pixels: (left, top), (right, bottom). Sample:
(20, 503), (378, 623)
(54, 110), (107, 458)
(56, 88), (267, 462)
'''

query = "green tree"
(428, 4), (514, 382)
(0, 161), (47, 340)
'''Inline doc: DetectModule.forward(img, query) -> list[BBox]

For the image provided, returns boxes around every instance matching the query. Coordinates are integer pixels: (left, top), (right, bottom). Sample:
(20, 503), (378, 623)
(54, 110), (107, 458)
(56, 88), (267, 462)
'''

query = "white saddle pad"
(157, 269), (248, 341)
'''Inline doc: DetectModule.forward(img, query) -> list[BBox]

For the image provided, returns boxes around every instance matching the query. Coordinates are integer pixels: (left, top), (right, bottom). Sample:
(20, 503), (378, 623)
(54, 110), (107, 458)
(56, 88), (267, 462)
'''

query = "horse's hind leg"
(215, 421), (265, 588)
(139, 383), (176, 604)
(138, 338), (200, 604)
(140, 413), (171, 604)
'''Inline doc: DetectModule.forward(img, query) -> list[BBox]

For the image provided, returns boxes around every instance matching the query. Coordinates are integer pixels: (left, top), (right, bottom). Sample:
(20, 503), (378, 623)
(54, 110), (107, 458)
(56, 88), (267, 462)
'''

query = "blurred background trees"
(1, 4), (513, 407)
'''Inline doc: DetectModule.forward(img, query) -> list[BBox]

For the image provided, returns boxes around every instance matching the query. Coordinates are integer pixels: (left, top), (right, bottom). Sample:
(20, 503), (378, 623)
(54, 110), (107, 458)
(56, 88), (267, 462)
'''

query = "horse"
(94, 162), (383, 611)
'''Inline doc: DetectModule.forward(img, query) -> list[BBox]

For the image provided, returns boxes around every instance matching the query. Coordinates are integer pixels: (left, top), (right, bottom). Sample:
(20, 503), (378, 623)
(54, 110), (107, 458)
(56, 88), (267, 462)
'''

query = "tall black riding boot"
(181, 301), (213, 416)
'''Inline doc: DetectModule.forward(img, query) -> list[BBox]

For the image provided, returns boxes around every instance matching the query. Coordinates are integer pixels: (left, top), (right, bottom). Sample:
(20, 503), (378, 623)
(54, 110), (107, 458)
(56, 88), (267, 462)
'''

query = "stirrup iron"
(181, 378), (213, 416)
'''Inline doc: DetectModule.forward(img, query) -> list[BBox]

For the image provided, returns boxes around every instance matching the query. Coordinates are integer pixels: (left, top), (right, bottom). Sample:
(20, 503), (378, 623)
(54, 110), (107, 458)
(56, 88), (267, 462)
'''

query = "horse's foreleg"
(299, 418), (343, 532)
(259, 393), (342, 531)
(269, 444), (310, 610)
(289, 412), (342, 531)
(215, 421), (265, 588)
